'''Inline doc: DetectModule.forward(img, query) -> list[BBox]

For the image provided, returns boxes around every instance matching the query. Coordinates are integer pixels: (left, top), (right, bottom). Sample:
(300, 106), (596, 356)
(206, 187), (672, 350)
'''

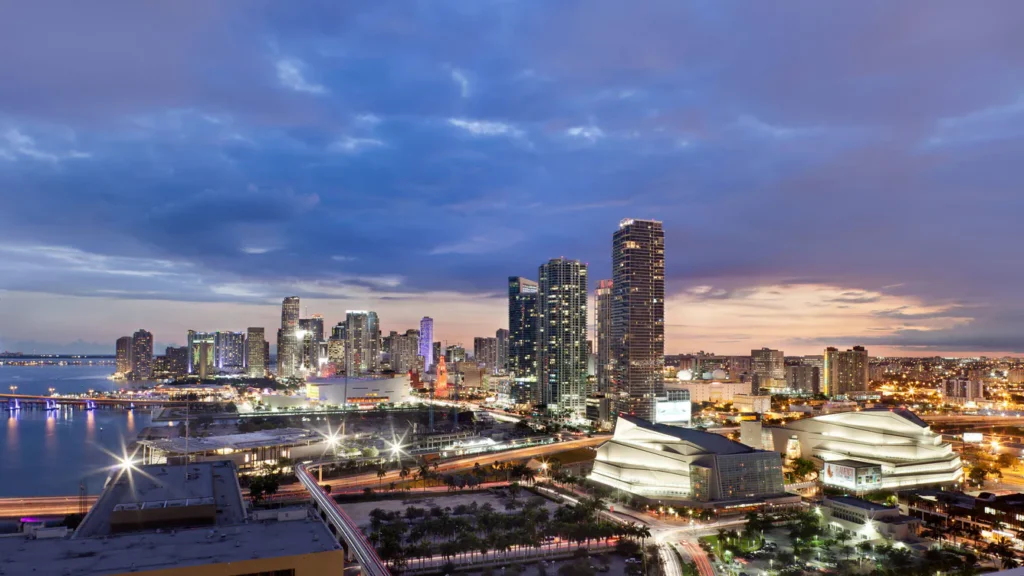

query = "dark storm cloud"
(1, 1), (1024, 352)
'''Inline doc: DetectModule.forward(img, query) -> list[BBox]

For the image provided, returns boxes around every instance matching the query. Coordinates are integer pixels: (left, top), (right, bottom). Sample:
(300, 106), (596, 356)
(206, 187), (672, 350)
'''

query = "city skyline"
(2, 3), (1024, 357)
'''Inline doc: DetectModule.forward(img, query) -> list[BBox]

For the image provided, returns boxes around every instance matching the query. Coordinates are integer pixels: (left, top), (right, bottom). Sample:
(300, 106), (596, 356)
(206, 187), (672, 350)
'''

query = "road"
(0, 495), (97, 518)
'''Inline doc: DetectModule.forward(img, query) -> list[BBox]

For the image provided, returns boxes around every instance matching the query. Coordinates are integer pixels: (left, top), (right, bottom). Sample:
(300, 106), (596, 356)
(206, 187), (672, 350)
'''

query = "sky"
(1, 1), (1024, 357)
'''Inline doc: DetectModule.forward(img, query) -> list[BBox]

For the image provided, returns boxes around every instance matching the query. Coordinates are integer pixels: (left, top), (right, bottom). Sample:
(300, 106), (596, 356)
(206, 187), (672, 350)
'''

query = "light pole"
(9, 385), (16, 395)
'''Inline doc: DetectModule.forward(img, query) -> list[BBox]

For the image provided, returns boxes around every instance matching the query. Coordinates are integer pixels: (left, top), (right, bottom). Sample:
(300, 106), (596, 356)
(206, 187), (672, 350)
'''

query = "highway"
(0, 495), (97, 518)
(296, 463), (391, 576)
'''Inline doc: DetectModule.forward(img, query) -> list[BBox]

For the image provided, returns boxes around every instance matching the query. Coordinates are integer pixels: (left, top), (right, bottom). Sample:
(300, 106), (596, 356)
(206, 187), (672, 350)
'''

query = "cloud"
(1, 129), (90, 162)
(565, 125), (605, 142)
(447, 118), (522, 137)
(450, 68), (470, 98)
(276, 58), (327, 94)
(329, 136), (384, 153)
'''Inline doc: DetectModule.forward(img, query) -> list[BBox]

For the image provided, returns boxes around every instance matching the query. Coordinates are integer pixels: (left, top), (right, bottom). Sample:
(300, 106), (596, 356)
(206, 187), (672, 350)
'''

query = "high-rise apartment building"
(751, 348), (785, 392)
(508, 277), (539, 381)
(786, 365), (820, 394)
(537, 257), (588, 418)
(164, 346), (189, 377)
(115, 336), (133, 377)
(215, 331), (245, 370)
(943, 378), (984, 401)
(473, 336), (498, 372)
(419, 317), (434, 372)
(298, 316), (324, 372)
(245, 327), (266, 377)
(277, 296), (301, 378)
(495, 328), (509, 374)
(611, 218), (665, 422)
(594, 279), (613, 393)
(433, 342), (442, 369)
(344, 311), (380, 375)
(823, 346), (869, 396)
(391, 329), (420, 374)
(130, 329), (154, 380)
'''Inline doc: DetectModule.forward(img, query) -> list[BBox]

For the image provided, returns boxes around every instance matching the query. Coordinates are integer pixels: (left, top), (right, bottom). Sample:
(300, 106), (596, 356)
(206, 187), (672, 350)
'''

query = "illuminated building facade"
(612, 218), (665, 422)
(115, 336), (133, 376)
(131, 329), (154, 380)
(245, 327), (266, 377)
(344, 311), (380, 375)
(215, 331), (245, 370)
(537, 257), (588, 418)
(278, 296), (301, 378)
(187, 331), (216, 375)
(508, 276), (539, 382)
(590, 415), (785, 503)
(770, 408), (963, 490)
(496, 328), (509, 374)
(419, 317), (434, 371)
(751, 348), (785, 391)
(473, 336), (498, 372)
(595, 279), (613, 394)
(823, 346), (869, 396)
(391, 329), (420, 373)
(436, 356), (448, 397)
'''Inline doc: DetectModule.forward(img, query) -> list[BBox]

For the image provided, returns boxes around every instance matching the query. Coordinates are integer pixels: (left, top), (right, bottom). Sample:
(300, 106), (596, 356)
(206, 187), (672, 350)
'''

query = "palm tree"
(377, 465), (387, 489)
(418, 463), (432, 492)
(400, 464), (410, 485)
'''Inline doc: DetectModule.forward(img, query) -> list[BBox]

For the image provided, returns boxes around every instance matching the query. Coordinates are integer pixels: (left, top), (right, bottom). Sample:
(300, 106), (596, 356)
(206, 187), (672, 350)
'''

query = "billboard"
(963, 432), (984, 443)
(822, 462), (857, 490)
(655, 400), (691, 424)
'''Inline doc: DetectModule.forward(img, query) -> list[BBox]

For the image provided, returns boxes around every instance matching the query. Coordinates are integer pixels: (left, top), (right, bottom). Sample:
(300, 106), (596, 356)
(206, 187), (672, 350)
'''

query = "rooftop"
(0, 509), (340, 576)
(76, 461), (246, 538)
(139, 427), (316, 455)
(618, 414), (754, 455)
(827, 496), (895, 512)
(826, 459), (880, 469)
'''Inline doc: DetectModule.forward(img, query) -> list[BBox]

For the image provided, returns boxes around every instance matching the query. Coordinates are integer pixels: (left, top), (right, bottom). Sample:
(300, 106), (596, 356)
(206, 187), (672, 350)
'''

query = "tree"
(362, 446), (380, 459)
(791, 458), (817, 479)
(997, 453), (1016, 469)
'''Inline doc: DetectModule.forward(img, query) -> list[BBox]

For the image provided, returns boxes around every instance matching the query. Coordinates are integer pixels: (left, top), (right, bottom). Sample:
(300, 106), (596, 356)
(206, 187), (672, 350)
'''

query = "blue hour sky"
(1, 1), (1024, 356)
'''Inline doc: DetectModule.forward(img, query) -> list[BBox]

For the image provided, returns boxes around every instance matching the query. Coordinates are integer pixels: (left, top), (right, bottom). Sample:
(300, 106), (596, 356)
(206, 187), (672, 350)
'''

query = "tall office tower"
(445, 344), (466, 363)
(391, 329), (420, 373)
(187, 331), (216, 375)
(611, 218), (665, 422)
(823, 346), (869, 396)
(537, 257), (589, 418)
(115, 336), (133, 377)
(278, 296), (301, 378)
(419, 317), (434, 371)
(508, 277), (539, 382)
(786, 365), (820, 394)
(297, 317), (324, 372)
(215, 331), (246, 370)
(473, 337), (498, 372)
(130, 329), (154, 380)
(344, 311), (380, 375)
(751, 348), (785, 392)
(594, 279), (614, 393)
(246, 327), (267, 377)
(495, 329), (509, 374)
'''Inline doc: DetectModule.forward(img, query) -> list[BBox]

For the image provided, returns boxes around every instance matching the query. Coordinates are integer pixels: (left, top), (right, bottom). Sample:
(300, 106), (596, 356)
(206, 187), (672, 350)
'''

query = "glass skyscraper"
(507, 276), (538, 384)
(537, 258), (588, 418)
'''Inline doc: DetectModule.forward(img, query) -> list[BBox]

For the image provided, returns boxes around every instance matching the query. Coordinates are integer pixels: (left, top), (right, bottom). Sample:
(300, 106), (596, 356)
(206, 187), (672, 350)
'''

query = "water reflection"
(86, 409), (95, 442)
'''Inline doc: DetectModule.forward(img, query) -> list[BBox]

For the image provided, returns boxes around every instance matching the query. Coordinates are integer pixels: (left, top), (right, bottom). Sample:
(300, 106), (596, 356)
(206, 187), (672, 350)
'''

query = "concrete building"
(823, 346), (869, 396)
(751, 348), (785, 391)
(115, 336), (133, 377)
(670, 380), (753, 404)
(786, 364), (820, 394)
(537, 257), (589, 419)
(733, 394), (772, 414)
(769, 408), (963, 490)
(306, 375), (412, 407)
(595, 279), (614, 394)
(495, 328), (509, 374)
(508, 276), (539, 381)
(474, 336), (498, 372)
(245, 327), (266, 377)
(131, 329), (153, 380)
(0, 460), (345, 575)
(590, 415), (786, 505)
(420, 317), (434, 371)
(391, 329), (420, 374)
(943, 378), (984, 402)
(612, 218), (665, 421)
(820, 496), (920, 541)
(278, 296), (301, 378)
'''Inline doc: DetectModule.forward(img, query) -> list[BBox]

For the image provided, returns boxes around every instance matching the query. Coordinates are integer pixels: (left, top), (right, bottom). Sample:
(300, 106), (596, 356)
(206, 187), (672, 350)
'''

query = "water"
(0, 365), (151, 498)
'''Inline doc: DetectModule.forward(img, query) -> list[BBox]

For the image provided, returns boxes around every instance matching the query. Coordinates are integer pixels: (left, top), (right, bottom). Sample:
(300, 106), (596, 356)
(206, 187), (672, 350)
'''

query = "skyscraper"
(115, 336), (133, 377)
(298, 316), (324, 372)
(537, 257), (588, 418)
(215, 331), (246, 370)
(344, 311), (380, 375)
(419, 317), (434, 371)
(508, 277), (539, 381)
(611, 218), (665, 422)
(473, 336), (498, 372)
(751, 348), (785, 392)
(278, 296), (301, 378)
(495, 328), (509, 374)
(187, 331), (216, 375)
(246, 327), (266, 377)
(130, 329), (154, 380)
(391, 329), (420, 373)
(594, 279), (613, 393)
(823, 346), (869, 396)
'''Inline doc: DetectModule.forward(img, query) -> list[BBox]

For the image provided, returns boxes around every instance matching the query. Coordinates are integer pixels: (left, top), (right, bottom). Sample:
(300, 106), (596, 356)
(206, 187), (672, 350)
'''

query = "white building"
(669, 381), (752, 404)
(305, 375), (411, 407)
(820, 496), (921, 541)
(733, 394), (771, 414)
(589, 415), (786, 504)
(770, 408), (963, 490)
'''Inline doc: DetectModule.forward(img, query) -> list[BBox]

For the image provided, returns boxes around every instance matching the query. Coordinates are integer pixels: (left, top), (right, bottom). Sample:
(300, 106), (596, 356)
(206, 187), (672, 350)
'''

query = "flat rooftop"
(827, 496), (895, 512)
(139, 427), (316, 455)
(826, 459), (879, 469)
(0, 510), (340, 575)
(76, 461), (246, 538)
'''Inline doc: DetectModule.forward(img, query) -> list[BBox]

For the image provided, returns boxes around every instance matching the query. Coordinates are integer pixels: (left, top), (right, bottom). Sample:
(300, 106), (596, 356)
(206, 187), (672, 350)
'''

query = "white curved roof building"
(770, 408), (963, 490)
(589, 415), (785, 503)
